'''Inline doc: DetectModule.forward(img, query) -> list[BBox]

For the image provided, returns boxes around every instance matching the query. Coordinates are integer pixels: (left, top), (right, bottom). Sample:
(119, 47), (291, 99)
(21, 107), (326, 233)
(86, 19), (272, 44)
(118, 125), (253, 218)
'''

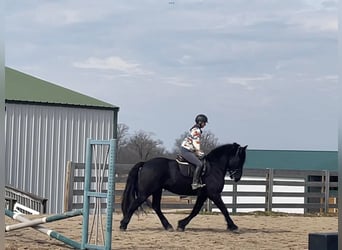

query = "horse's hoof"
(228, 225), (239, 233)
(231, 228), (240, 234)
(177, 227), (185, 232)
(164, 224), (174, 232)
(166, 226), (174, 232)
(119, 225), (127, 231)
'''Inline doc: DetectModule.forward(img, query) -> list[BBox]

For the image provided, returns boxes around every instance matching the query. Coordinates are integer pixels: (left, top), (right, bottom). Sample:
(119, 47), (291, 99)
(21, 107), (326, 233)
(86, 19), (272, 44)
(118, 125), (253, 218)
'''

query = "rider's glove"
(197, 151), (205, 159)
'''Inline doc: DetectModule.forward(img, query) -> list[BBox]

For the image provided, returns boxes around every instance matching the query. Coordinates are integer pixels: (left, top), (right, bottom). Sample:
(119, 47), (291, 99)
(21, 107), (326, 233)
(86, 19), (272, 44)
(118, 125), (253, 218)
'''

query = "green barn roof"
(5, 67), (118, 110)
(245, 149), (337, 171)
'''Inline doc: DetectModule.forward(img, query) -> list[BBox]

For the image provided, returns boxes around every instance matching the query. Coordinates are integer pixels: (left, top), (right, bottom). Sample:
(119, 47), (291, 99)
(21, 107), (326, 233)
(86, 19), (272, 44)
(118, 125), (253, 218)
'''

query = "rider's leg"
(180, 147), (205, 190)
(192, 162), (205, 189)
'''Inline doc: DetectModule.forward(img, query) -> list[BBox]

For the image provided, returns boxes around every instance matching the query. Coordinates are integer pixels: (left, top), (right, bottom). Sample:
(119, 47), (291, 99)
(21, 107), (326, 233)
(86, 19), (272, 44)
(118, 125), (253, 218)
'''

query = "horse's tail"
(121, 161), (144, 216)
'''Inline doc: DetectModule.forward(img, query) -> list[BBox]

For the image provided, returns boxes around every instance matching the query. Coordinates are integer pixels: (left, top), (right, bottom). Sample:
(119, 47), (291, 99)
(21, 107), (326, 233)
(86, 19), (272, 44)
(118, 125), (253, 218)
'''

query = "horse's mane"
(206, 143), (239, 160)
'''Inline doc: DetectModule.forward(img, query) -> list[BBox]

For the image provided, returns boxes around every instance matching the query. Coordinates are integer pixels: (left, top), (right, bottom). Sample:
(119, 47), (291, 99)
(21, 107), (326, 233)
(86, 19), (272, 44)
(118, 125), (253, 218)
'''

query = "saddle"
(175, 154), (207, 178)
(176, 154), (190, 165)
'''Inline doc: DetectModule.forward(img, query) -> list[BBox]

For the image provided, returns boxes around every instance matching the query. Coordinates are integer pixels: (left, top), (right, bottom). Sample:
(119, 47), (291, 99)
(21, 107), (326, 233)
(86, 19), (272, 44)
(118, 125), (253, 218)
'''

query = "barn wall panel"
(5, 103), (115, 213)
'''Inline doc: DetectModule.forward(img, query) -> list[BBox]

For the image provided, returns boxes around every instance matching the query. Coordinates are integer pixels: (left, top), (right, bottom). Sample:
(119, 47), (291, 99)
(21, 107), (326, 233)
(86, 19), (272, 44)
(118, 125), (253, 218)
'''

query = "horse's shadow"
(121, 227), (291, 234)
(187, 227), (291, 234)
(119, 227), (170, 233)
(235, 227), (291, 234)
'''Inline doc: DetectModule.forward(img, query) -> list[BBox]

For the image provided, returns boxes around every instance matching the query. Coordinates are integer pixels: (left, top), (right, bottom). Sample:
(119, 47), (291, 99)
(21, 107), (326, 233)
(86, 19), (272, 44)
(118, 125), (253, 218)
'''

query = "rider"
(180, 114), (208, 190)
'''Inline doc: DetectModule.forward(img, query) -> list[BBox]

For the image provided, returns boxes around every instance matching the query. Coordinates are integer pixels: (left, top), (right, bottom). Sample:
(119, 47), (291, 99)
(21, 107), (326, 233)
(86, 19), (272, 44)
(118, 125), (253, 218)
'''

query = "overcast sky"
(5, 0), (338, 151)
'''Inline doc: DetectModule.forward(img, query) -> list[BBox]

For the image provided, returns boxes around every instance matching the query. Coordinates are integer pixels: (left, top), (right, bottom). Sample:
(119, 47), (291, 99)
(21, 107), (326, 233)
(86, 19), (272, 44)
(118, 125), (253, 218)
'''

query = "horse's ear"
(243, 145), (248, 150)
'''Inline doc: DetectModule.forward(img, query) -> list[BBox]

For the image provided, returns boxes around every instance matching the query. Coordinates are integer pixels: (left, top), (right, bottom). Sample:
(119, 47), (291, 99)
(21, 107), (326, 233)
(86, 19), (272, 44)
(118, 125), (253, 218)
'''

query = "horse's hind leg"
(177, 193), (207, 231)
(120, 196), (147, 231)
(152, 190), (173, 231)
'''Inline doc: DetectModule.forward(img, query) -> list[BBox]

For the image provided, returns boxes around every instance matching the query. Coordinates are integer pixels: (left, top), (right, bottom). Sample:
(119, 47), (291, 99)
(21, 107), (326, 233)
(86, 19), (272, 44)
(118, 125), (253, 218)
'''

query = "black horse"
(120, 142), (248, 232)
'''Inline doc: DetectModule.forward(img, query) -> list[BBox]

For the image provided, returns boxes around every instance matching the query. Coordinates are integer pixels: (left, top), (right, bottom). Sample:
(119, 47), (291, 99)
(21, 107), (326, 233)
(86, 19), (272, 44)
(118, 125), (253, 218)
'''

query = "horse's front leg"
(152, 190), (173, 231)
(209, 193), (238, 232)
(177, 193), (207, 232)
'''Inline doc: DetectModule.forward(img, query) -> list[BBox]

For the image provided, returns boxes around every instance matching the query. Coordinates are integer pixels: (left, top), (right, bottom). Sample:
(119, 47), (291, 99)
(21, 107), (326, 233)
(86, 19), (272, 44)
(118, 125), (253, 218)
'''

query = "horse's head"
(228, 143), (248, 182)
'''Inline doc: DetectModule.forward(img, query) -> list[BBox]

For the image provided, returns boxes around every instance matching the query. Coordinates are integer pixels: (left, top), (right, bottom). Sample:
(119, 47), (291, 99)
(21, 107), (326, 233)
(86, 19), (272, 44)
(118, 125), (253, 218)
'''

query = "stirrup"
(191, 183), (206, 190)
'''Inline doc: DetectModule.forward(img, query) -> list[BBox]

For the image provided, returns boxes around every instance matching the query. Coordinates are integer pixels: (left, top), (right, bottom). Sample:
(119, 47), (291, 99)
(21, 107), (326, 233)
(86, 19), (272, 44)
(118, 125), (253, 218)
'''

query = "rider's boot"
(191, 165), (206, 190)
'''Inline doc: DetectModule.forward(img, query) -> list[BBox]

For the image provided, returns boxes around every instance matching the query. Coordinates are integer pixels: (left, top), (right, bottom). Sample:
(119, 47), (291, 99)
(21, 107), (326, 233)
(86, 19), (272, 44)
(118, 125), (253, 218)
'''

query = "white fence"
(66, 164), (338, 215)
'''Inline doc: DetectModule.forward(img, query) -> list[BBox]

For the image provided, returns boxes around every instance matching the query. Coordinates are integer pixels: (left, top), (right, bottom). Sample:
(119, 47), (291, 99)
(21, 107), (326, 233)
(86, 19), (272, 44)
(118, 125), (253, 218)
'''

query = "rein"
(228, 169), (237, 176)
(228, 145), (241, 177)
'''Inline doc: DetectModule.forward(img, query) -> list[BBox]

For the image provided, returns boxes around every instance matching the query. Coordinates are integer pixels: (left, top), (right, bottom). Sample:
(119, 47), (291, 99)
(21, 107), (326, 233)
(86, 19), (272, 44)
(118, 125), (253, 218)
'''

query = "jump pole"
(5, 209), (83, 232)
(5, 209), (82, 249)
(5, 139), (116, 249)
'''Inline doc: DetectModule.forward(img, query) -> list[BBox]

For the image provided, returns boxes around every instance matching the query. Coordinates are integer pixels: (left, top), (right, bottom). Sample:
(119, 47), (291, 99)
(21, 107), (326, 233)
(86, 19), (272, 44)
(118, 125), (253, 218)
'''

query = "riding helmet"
(195, 114), (208, 124)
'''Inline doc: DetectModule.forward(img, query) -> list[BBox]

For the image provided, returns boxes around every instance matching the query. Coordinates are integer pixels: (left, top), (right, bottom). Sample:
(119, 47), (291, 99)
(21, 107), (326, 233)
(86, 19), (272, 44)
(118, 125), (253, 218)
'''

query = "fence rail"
(64, 163), (338, 214)
(5, 185), (48, 214)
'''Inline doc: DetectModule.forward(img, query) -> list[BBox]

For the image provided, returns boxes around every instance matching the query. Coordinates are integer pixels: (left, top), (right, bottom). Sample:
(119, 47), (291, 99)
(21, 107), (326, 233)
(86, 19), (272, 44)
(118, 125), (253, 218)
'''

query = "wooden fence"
(5, 185), (48, 214)
(64, 162), (338, 214)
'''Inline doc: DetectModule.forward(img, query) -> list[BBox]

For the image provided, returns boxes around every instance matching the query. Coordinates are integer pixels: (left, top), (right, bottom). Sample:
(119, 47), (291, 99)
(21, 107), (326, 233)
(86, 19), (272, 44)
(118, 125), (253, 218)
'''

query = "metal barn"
(5, 67), (119, 213)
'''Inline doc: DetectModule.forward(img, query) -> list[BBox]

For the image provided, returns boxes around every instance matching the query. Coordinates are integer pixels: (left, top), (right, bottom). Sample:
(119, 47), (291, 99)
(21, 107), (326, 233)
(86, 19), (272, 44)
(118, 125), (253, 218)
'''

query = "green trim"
(245, 149), (338, 171)
(5, 67), (119, 109)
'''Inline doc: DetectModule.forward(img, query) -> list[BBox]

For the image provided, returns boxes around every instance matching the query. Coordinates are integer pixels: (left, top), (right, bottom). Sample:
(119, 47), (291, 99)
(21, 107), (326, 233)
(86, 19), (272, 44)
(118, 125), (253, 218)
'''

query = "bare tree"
(200, 130), (219, 153)
(116, 123), (129, 162)
(117, 123), (129, 146)
(126, 130), (166, 161)
(173, 131), (188, 153)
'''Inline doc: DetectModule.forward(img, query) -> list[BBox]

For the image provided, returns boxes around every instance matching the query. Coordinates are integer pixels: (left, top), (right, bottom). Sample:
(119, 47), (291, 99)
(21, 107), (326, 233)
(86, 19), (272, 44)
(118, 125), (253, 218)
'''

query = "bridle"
(228, 145), (241, 178)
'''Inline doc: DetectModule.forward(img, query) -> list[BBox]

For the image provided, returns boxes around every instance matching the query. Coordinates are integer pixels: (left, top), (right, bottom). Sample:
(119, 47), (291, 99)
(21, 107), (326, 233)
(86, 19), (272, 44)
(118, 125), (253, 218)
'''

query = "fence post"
(266, 168), (274, 212)
(205, 198), (212, 212)
(323, 170), (330, 213)
(232, 181), (237, 214)
(63, 161), (75, 212)
(304, 175), (309, 214)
